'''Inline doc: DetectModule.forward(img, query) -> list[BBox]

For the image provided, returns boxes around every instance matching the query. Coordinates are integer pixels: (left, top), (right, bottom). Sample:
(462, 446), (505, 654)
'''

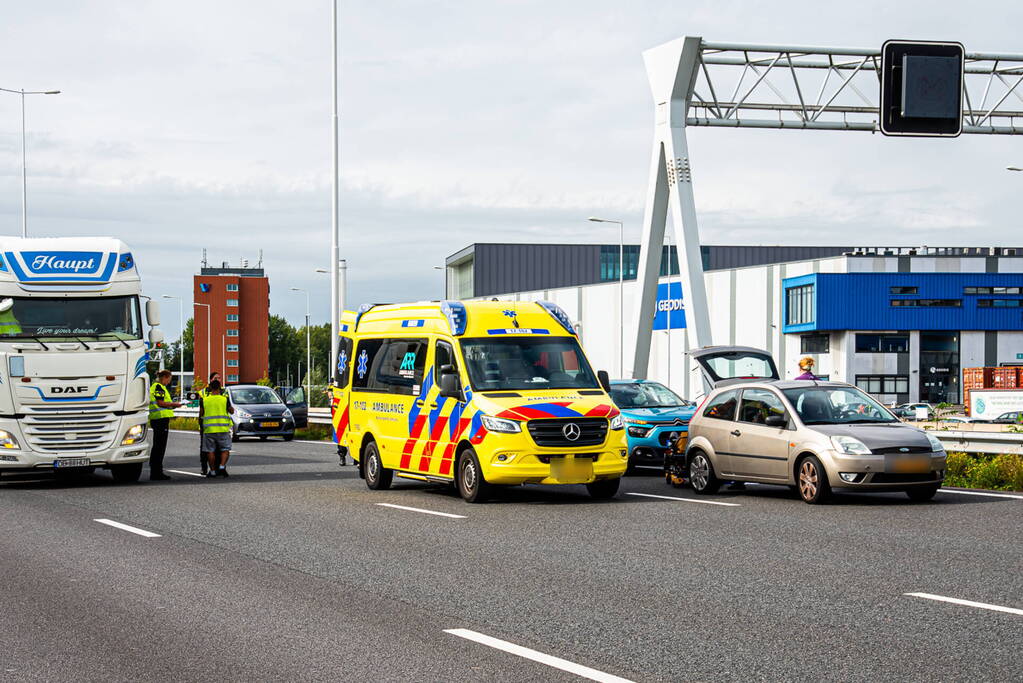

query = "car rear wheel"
(797, 456), (831, 504)
(689, 452), (721, 494)
(905, 484), (940, 502)
(586, 477), (620, 499)
(457, 448), (491, 503)
(363, 441), (392, 490)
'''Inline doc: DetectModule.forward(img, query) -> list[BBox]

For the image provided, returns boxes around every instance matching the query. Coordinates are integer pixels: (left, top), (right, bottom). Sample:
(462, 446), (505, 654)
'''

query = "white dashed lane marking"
(94, 519), (161, 538)
(375, 503), (466, 519)
(905, 592), (1023, 617)
(625, 492), (741, 507)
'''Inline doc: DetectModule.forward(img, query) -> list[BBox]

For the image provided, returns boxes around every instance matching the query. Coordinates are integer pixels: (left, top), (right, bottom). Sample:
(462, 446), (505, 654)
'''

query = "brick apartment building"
(193, 260), (269, 385)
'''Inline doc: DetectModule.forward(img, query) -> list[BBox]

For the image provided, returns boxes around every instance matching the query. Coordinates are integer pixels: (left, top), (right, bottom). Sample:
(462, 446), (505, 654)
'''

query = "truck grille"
(527, 418), (608, 447)
(22, 406), (119, 453)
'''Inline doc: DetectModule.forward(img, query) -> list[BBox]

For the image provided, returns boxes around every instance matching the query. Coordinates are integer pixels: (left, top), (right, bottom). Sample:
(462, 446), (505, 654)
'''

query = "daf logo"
(562, 423), (581, 441)
(51, 386), (88, 394)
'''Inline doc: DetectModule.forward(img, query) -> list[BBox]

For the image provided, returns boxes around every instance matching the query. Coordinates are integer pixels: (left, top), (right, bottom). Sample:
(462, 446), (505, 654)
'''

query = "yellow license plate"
(550, 456), (594, 484)
(261, 421), (280, 428)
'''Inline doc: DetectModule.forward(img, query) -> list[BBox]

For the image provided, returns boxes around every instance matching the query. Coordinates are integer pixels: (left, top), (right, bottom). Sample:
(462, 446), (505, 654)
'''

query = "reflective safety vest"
(149, 383), (175, 421)
(201, 394), (232, 434)
(0, 309), (21, 335)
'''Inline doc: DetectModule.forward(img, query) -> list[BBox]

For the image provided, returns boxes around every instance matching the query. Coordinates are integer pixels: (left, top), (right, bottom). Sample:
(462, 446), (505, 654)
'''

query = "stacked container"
(963, 366), (1020, 414)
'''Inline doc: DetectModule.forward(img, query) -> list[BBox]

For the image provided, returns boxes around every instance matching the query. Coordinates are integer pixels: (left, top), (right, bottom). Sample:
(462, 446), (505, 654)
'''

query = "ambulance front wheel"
(457, 448), (492, 503)
(586, 477), (621, 500)
(364, 441), (392, 490)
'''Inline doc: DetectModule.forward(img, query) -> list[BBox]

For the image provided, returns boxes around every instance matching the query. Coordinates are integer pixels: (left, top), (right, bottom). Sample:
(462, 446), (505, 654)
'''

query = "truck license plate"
(54, 457), (91, 469)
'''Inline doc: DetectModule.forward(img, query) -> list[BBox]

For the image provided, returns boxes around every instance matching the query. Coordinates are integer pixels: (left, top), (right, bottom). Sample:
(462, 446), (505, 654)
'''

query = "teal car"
(608, 380), (695, 471)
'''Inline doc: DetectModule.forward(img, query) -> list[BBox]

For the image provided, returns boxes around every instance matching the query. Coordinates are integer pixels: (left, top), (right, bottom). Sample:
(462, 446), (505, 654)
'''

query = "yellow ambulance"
(329, 300), (628, 502)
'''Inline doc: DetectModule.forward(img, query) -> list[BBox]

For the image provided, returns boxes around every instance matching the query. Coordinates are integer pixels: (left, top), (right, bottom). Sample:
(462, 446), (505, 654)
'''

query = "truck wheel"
(456, 448), (491, 503)
(586, 477), (620, 499)
(110, 463), (143, 483)
(363, 441), (392, 490)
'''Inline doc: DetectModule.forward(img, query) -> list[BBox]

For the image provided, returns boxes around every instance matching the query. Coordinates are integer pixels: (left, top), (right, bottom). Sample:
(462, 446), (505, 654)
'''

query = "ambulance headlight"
(120, 424), (147, 446)
(610, 414), (624, 430)
(0, 430), (20, 449)
(480, 415), (522, 433)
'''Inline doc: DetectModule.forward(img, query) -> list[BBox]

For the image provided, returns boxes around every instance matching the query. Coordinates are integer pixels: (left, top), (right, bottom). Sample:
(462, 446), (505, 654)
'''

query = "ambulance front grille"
(21, 406), (119, 452)
(527, 417), (608, 448)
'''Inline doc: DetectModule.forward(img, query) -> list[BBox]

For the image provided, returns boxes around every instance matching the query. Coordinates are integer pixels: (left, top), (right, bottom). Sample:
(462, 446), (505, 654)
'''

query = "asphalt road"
(1, 432), (1021, 682)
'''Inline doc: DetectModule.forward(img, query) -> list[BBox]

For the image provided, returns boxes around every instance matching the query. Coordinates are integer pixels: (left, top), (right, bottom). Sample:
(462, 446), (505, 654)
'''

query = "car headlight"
(283, 408), (293, 419)
(610, 414), (624, 430)
(830, 435), (872, 455)
(0, 429), (20, 449)
(120, 424), (147, 446)
(627, 425), (652, 437)
(235, 409), (251, 419)
(480, 415), (521, 433)
(925, 433), (945, 453)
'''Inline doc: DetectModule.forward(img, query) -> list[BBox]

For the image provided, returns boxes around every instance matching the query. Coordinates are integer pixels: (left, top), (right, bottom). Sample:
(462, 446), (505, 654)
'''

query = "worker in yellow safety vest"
(0, 298), (22, 336)
(149, 369), (182, 480)
(199, 379), (235, 478)
(197, 371), (222, 474)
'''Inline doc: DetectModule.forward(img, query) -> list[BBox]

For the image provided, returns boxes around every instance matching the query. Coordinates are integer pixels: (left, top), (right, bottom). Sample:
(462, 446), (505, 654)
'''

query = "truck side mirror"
(597, 370), (611, 393)
(146, 299), (161, 327)
(438, 367), (462, 400)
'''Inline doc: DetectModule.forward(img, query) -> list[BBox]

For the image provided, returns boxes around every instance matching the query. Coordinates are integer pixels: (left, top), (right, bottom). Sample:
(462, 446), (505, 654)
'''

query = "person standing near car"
(200, 379), (235, 477)
(794, 357), (819, 381)
(149, 369), (182, 481)
(198, 371), (222, 474)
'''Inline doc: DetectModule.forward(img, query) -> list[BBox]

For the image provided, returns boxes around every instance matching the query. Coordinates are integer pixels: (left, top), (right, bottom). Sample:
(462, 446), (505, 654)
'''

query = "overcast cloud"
(0, 1), (1021, 341)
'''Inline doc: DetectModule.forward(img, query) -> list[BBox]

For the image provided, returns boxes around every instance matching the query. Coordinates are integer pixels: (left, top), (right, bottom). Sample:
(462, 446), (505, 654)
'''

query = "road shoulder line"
(625, 492), (741, 507)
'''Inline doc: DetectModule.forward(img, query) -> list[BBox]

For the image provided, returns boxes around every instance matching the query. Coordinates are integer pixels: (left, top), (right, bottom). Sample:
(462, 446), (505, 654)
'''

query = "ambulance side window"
(352, 339), (385, 390)
(435, 340), (457, 379)
(335, 336), (354, 388)
(369, 338), (428, 396)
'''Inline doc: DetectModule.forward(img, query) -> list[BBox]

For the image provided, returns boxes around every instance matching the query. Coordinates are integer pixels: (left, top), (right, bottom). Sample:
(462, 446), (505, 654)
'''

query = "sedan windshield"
(229, 387), (283, 405)
(610, 382), (689, 409)
(0, 296), (141, 340)
(460, 337), (599, 391)
(782, 386), (898, 425)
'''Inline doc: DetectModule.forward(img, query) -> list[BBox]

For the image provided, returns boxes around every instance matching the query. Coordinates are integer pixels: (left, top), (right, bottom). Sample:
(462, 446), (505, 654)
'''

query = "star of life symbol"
(502, 309), (519, 327)
(357, 349), (369, 379)
(337, 350), (348, 375)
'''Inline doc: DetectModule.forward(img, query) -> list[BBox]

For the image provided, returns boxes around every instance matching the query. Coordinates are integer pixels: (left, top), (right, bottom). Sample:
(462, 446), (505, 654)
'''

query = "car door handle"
(730, 430), (742, 437)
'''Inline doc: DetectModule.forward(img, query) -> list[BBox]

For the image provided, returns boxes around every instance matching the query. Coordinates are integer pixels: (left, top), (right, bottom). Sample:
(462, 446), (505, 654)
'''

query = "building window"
(227, 374), (239, 383)
(226, 314), (239, 322)
(226, 298), (239, 307)
(856, 333), (909, 353)
(856, 375), (909, 395)
(890, 286), (918, 294)
(226, 284), (239, 292)
(977, 299), (1023, 308)
(890, 299), (961, 307)
(227, 359), (239, 367)
(599, 245), (640, 282)
(800, 334), (830, 354)
(226, 329), (239, 337)
(786, 285), (814, 326)
(226, 344), (239, 352)
(966, 286), (1021, 295)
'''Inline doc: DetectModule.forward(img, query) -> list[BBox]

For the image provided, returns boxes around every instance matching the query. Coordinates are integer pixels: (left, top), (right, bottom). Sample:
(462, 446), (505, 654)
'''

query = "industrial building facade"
(446, 244), (1023, 405)
(193, 262), (269, 385)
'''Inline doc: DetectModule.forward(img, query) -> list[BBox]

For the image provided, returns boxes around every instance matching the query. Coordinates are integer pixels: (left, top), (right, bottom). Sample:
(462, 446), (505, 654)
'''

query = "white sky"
(0, 1), (1021, 341)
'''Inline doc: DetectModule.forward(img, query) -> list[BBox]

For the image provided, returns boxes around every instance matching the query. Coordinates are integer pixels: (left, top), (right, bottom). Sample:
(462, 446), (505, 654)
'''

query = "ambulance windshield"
(460, 336), (600, 391)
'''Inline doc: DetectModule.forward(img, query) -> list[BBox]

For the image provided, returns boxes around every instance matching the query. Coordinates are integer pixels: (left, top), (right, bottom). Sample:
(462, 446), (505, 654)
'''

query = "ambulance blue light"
(538, 301), (576, 335)
(441, 301), (468, 336)
(355, 303), (376, 330)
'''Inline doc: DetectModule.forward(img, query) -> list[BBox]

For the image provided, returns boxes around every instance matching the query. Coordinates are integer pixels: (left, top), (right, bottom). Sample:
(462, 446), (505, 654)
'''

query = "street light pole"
(0, 87), (60, 238)
(291, 287), (311, 402)
(194, 302), (211, 384)
(162, 295), (185, 401)
(330, 0), (341, 382)
(589, 217), (625, 378)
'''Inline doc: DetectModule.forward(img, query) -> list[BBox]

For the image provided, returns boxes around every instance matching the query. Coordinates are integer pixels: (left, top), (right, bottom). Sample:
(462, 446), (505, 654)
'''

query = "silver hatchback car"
(681, 346), (946, 504)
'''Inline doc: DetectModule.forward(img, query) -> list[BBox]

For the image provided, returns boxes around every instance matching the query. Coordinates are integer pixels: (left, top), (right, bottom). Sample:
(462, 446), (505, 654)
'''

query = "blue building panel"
(782, 273), (1023, 332)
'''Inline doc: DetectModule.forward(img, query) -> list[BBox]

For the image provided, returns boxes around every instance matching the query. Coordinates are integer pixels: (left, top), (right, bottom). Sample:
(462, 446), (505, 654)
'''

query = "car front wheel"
(797, 456), (831, 504)
(689, 452), (721, 494)
(906, 484), (940, 502)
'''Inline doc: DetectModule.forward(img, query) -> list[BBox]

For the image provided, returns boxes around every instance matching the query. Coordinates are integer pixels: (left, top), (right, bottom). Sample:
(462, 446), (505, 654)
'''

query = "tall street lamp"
(0, 87), (60, 238)
(162, 295), (185, 401)
(329, 0), (342, 391)
(291, 287), (311, 402)
(194, 302), (211, 384)
(316, 260), (347, 376)
(589, 216), (625, 378)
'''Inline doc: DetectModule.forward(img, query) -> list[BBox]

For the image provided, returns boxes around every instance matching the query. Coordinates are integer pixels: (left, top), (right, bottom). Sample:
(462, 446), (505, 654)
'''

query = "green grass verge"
(944, 452), (1023, 491)
(167, 417), (333, 442)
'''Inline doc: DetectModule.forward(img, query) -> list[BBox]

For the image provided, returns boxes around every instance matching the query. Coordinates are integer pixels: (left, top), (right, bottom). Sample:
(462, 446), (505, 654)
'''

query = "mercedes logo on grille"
(562, 423), (581, 441)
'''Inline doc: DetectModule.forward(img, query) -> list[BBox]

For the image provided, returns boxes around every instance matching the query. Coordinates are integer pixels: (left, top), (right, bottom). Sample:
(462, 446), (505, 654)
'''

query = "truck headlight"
(925, 433), (945, 453)
(0, 430), (20, 449)
(480, 415), (521, 433)
(830, 435), (872, 455)
(610, 414), (624, 430)
(120, 424), (147, 445)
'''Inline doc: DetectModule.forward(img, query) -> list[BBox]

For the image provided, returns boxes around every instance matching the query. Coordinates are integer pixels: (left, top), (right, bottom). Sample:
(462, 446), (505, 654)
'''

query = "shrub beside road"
(945, 452), (1023, 491)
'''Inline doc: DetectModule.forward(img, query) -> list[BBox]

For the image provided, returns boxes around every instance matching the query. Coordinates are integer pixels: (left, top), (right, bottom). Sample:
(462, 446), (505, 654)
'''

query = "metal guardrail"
(933, 431), (1023, 455)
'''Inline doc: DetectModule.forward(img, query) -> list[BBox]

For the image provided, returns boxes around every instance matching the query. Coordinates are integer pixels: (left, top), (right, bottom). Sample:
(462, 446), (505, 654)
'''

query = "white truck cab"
(0, 237), (161, 482)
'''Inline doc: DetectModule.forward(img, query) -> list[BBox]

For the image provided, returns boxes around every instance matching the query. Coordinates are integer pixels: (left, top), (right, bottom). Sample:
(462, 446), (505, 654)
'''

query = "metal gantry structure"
(631, 36), (1023, 380)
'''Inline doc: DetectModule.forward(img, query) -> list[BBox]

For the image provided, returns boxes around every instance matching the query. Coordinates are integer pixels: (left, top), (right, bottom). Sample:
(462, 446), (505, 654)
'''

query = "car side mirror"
(438, 368), (462, 400)
(765, 414), (787, 428)
(597, 370), (611, 393)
